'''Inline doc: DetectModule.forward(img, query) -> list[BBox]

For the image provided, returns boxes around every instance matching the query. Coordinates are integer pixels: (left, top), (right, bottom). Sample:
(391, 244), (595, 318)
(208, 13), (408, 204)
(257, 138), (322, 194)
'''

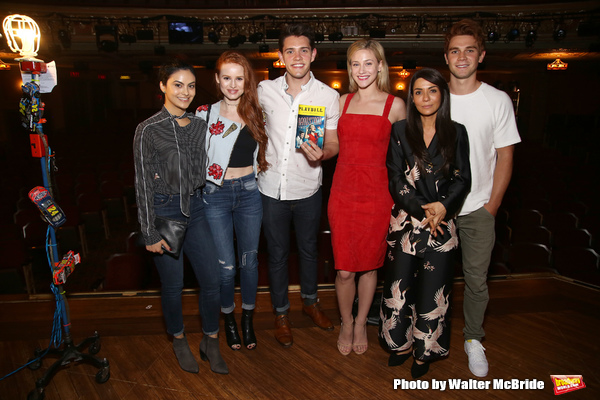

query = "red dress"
(328, 93), (395, 272)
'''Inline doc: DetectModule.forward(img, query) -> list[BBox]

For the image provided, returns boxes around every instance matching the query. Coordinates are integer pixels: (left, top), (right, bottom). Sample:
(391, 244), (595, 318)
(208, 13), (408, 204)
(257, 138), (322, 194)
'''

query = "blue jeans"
(202, 173), (262, 313)
(152, 190), (220, 336)
(261, 189), (322, 313)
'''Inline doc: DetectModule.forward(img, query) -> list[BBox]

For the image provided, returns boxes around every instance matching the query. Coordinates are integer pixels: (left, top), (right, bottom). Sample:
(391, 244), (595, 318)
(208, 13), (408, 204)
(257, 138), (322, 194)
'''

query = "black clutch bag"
(154, 216), (188, 258)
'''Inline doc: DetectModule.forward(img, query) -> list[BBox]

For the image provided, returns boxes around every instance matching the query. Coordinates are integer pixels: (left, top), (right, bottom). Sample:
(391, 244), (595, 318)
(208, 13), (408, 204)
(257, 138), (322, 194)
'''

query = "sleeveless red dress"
(328, 93), (395, 272)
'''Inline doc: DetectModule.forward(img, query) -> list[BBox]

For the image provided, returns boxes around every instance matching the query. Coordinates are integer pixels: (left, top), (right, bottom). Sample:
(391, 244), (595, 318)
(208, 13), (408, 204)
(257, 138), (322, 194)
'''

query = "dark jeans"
(153, 190), (220, 336)
(203, 173), (262, 313)
(261, 189), (322, 313)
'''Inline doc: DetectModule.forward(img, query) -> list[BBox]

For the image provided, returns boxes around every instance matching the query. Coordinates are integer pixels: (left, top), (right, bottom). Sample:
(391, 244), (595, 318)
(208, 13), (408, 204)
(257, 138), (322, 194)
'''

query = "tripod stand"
(27, 285), (110, 400)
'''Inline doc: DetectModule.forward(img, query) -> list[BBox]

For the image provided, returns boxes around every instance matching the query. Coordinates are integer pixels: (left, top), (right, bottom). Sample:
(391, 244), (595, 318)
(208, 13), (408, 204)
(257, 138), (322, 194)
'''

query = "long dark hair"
(214, 51), (269, 173)
(405, 68), (456, 177)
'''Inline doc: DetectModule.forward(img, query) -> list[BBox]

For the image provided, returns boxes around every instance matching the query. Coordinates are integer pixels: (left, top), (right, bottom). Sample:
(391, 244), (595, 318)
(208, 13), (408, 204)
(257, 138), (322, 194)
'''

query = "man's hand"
(300, 140), (323, 161)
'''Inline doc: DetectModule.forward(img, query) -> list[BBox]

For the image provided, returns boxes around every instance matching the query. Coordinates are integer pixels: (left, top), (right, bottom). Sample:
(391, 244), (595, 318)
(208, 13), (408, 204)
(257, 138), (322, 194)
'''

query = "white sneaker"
(464, 339), (488, 377)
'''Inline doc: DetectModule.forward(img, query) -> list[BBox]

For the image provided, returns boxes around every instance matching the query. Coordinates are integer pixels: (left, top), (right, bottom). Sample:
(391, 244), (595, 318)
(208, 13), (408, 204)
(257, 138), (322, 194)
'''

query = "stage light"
(95, 25), (118, 52)
(554, 27), (567, 41)
(119, 34), (136, 44)
(525, 29), (537, 47)
(328, 31), (343, 42)
(208, 30), (220, 44)
(249, 32), (264, 43)
(487, 30), (499, 43)
(266, 29), (280, 40)
(369, 29), (386, 39)
(228, 34), (246, 48)
(2, 14), (41, 60)
(505, 28), (520, 42)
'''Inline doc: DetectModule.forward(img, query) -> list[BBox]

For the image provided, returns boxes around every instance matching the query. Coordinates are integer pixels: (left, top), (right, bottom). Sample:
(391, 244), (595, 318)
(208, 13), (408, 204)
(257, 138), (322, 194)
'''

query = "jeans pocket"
(203, 182), (219, 196)
(154, 193), (172, 209)
(243, 177), (258, 192)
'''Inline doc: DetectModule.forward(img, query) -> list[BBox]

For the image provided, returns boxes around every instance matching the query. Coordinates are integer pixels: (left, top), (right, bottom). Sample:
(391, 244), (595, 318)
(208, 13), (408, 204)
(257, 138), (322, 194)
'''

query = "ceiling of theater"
(0, 1), (598, 75)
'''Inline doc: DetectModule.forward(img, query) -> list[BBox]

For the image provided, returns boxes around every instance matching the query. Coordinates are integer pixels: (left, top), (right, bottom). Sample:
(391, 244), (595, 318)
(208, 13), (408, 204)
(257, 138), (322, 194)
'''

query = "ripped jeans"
(203, 172), (262, 313)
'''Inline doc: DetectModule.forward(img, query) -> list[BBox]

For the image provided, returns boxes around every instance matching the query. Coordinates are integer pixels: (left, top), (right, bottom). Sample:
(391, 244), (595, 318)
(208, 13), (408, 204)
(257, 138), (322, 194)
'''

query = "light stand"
(3, 14), (110, 400)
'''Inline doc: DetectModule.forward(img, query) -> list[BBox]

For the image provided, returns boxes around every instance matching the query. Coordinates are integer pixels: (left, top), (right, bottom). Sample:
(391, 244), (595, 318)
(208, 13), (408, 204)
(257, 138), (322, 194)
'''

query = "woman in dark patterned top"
(133, 59), (227, 374)
(379, 68), (471, 379)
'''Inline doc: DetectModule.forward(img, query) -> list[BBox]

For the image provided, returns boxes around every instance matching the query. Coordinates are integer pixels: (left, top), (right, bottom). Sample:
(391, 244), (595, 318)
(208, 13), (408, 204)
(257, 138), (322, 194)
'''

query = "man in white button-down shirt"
(258, 23), (340, 347)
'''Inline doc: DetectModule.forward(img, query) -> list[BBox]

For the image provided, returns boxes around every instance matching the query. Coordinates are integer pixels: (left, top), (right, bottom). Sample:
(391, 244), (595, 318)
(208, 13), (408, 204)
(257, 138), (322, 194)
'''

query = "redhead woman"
(196, 51), (268, 351)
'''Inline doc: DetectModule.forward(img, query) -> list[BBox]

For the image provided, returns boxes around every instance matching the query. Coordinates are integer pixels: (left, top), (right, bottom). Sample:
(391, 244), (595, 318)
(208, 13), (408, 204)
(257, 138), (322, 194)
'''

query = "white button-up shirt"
(258, 72), (340, 200)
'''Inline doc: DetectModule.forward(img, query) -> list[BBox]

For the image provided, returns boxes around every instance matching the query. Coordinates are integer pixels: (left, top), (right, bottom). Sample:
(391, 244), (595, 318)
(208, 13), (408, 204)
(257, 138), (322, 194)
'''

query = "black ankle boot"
(411, 360), (430, 379)
(199, 335), (229, 374)
(223, 312), (241, 350)
(388, 352), (411, 367)
(241, 309), (257, 350)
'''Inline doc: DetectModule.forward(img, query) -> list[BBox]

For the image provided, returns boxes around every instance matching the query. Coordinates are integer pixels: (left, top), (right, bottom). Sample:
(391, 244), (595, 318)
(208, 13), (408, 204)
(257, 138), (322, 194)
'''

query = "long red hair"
(215, 51), (269, 173)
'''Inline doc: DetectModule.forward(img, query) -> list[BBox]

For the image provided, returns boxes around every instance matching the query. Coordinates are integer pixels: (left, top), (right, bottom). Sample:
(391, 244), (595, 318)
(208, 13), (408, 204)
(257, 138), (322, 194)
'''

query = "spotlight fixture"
(228, 34), (246, 48)
(95, 25), (118, 52)
(525, 29), (537, 47)
(266, 29), (280, 40)
(328, 31), (343, 42)
(505, 28), (520, 42)
(487, 30), (499, 43)
(207, 30), (220, 44)
(249, 32), (264, 43)
(136, 29), (154, 41)
(119, 33), (136, 44)
(553, 27), (567, 41)
(369, 29), (386, 39)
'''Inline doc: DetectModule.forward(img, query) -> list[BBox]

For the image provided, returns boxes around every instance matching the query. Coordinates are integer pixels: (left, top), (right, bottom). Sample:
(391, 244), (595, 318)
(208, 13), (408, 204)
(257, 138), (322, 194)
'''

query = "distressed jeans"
(203, 173), (262, 312)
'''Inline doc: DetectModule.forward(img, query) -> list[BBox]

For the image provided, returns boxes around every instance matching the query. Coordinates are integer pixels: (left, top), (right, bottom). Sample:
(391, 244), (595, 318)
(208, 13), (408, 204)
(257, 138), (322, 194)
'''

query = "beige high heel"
(337, 318), (354, 356)
(352, 320), (368, 355)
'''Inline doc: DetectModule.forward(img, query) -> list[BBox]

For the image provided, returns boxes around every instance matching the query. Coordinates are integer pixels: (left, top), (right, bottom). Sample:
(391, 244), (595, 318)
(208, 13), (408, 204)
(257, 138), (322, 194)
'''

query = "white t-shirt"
(450, 82), (521, 216)
(257, 72), (340, 200)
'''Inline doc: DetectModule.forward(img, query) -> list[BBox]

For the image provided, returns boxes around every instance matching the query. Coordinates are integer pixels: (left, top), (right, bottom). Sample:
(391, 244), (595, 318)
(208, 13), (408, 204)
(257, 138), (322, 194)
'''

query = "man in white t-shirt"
(444, 19), (521, 377)
(258, 24), (340, 347)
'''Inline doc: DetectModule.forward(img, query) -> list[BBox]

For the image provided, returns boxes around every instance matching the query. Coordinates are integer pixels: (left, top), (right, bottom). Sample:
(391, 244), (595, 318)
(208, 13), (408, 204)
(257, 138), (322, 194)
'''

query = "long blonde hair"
(346, 39), (390, 93)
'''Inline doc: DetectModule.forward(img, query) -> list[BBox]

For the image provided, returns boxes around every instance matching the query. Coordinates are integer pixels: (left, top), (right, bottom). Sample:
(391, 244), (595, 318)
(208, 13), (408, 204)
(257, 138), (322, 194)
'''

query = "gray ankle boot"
(199, 335), (229, 374)
(173, 334), (199, 373)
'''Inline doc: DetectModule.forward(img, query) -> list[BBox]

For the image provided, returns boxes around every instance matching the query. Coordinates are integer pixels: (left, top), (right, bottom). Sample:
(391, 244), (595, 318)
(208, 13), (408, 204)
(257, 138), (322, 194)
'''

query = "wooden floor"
(0, 275), (598, 400)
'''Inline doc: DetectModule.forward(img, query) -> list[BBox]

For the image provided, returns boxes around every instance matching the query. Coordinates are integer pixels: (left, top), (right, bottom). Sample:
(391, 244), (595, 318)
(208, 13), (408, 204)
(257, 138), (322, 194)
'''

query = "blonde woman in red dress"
(328, 39), (406, 355)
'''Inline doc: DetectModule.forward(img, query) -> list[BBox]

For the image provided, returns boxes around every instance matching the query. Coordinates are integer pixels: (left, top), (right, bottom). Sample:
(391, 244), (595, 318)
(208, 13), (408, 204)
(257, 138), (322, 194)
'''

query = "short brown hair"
(444, 19), (486, 53)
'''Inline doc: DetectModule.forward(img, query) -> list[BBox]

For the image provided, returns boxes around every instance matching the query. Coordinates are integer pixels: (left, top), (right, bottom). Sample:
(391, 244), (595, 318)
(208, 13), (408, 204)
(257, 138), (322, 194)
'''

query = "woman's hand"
(146, 239), (170, 254)
(421, 202), (447, 237)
